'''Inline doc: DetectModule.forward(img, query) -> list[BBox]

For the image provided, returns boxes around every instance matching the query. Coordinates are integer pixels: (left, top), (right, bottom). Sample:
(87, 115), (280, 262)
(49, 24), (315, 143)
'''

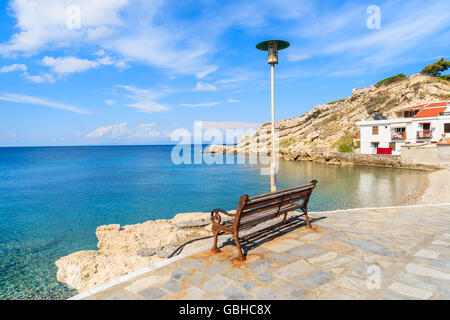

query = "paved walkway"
(73, 204), (450, 300)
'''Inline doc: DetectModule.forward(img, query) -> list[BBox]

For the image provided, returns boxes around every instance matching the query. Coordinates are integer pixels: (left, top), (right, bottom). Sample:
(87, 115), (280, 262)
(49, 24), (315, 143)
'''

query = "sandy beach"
(418, 169), (450, 204)
(405, 169), (450, 205)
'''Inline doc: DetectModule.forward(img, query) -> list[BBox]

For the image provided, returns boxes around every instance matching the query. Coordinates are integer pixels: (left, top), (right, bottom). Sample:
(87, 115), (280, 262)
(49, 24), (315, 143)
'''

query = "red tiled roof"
(413, 107), (446, 118)
(400, 101), (449, 111)
(426, 102), (449, 107)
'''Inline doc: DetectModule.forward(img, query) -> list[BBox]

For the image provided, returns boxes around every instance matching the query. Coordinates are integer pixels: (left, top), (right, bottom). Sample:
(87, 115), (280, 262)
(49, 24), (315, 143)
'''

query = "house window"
(396, 127), (406, 133)
(445, 123), (450, 133)
(372, 126), (379, 135)
(404, 110), (419, 117)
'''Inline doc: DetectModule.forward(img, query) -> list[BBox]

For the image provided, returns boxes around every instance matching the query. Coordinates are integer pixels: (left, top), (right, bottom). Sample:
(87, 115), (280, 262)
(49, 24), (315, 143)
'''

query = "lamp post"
(256, 40), (290, 192)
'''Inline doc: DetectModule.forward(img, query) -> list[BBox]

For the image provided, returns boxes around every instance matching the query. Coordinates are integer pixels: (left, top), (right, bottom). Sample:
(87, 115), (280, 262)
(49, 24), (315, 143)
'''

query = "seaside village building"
(356, 101), (450, 155)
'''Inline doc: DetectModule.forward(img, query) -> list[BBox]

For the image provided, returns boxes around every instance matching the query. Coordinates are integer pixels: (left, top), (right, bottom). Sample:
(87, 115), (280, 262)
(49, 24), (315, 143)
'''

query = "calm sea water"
(0, 145), (427, 300)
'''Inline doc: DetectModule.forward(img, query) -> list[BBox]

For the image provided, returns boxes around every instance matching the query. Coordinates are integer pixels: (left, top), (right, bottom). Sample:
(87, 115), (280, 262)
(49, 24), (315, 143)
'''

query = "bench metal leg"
(233, 233), (246, 261)
(304, 211), (312, 229)
(211, 229), (221, 253)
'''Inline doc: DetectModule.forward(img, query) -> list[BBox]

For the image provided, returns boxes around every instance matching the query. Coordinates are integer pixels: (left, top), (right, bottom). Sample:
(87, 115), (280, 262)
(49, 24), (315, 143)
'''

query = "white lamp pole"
(270, 62), (276, 191)
(256, 40), (290, 192)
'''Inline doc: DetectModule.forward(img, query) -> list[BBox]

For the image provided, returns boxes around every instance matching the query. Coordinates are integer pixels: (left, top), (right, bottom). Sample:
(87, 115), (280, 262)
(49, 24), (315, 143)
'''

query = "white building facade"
(356, 101), (450, 155)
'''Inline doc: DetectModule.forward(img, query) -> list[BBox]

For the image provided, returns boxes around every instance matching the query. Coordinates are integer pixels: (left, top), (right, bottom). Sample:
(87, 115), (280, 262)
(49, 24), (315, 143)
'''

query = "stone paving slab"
(74, 204), (450, 300)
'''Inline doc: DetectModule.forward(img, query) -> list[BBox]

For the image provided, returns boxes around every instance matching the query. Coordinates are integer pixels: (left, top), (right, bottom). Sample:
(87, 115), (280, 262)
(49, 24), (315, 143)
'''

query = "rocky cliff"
(206, 74), (450, 162)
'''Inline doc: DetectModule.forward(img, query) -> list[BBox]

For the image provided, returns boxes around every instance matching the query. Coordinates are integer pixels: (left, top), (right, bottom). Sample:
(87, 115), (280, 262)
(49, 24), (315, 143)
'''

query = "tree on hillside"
(420, 57), (450, 77)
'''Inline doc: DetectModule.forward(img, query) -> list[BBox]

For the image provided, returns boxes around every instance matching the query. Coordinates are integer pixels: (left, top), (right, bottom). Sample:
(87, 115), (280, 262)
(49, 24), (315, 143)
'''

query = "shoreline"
(203, 145), (444, 171)
(415, 168), (450, 204)
(403, 168), (450, 205)
(401, 170), (431, 205)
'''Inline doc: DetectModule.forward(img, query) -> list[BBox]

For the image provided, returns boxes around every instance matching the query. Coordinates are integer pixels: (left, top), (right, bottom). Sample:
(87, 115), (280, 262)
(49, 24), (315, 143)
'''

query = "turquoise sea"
(0, 145), (427, 300)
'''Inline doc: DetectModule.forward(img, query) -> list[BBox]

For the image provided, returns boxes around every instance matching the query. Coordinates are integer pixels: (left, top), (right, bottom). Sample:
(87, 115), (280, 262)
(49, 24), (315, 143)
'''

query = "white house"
(356, 101), (450, 155)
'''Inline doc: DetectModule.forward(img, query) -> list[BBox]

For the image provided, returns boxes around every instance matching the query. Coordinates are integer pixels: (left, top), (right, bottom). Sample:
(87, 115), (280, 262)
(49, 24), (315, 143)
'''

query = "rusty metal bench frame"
(210, 180), (318, 261)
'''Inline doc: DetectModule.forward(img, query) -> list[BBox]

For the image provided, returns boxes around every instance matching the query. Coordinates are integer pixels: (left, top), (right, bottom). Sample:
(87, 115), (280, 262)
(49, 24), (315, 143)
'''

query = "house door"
(371, 142), (379, 154)
(389, 142), (396, 151)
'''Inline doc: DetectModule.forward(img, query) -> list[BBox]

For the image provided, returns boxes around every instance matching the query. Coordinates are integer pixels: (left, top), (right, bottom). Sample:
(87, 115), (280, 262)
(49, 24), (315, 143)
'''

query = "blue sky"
(0, 0), (449, 146)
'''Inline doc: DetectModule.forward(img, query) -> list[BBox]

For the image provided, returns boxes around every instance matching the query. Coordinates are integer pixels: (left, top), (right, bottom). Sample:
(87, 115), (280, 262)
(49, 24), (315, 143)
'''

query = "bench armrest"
(211, 208), (234, 225)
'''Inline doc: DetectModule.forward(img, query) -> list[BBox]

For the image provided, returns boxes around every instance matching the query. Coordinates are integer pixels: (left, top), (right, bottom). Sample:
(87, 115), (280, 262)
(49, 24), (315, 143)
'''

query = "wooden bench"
(210, 180), (318, 261)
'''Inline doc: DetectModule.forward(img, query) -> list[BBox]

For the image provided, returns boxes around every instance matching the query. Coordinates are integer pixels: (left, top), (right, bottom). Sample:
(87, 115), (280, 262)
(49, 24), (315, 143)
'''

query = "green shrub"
(332, 136), (357, 153)
(279, 137), (298, 148)
(375, 74), (407, 87)
(327, 98), (346, 105)
(421, 57), (450, 76)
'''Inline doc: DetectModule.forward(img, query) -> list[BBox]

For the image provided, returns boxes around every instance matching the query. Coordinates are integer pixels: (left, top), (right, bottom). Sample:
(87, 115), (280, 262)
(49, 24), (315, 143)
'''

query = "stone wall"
(328, 152), (404, 168)
(401, 144), (450, 168)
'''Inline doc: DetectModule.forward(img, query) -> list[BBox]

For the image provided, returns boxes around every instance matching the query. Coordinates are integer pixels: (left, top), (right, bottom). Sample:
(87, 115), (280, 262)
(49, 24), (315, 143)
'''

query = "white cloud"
(96, 55), (115, 66)
(22, 72), (55, 83)
(0, 0), (292, 76)
(195, 82), (218, 91)
(117, 85), (170, 113)
(126, 101), (170, 113)
(196, 65), (219, 79)
(0, 0), (129, 56)
(0, 93), (88, 114)
(86, 122), (128, 138)
(134, 123), (160, 137)
(181, 102), (220, 107)
(104, 99), (116, 105)
(86, 122), (160, 139)
(287, 54), (310, 62)
(0, 64), (27, 73)
(42, 56), (99, 75)
(94, 50), (129, 69)
(216, 71), (258, 85)
(227, 98), (240, 103)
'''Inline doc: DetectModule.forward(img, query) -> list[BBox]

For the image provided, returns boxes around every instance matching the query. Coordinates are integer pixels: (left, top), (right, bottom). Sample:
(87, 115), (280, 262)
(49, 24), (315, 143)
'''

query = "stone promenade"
(72, 204), (450, 300)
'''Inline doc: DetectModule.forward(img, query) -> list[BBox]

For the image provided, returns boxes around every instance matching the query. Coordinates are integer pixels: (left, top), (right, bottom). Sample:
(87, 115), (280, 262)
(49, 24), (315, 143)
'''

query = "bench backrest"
(233, 180), (317, 230)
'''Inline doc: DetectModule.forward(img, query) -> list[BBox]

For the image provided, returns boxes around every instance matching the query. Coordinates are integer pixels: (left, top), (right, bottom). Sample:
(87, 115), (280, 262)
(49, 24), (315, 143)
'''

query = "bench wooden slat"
(244, 188), (311, 209)
(240, 202), (299, 223)
(242, 190), (311, 214)
(238, 204), (302, 231)
(247, 182), (316, 201)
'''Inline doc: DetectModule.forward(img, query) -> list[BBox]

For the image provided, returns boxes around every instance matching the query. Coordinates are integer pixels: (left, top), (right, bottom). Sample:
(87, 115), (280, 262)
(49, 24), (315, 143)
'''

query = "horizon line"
(0, 143), (237, 148)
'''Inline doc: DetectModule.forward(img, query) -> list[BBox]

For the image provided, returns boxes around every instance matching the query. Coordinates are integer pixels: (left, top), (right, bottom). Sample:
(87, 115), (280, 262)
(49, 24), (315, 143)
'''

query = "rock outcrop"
(55, 212), (222, 293)
(205, 74), (450, 165)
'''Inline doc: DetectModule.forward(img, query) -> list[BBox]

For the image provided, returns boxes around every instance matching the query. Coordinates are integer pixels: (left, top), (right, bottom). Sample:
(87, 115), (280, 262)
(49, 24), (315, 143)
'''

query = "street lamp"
(256, 40), (290, 192)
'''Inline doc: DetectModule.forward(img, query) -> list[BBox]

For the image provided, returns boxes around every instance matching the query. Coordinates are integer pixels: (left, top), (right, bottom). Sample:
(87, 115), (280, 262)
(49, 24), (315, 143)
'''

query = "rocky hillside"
(207, 74), (450, 160)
